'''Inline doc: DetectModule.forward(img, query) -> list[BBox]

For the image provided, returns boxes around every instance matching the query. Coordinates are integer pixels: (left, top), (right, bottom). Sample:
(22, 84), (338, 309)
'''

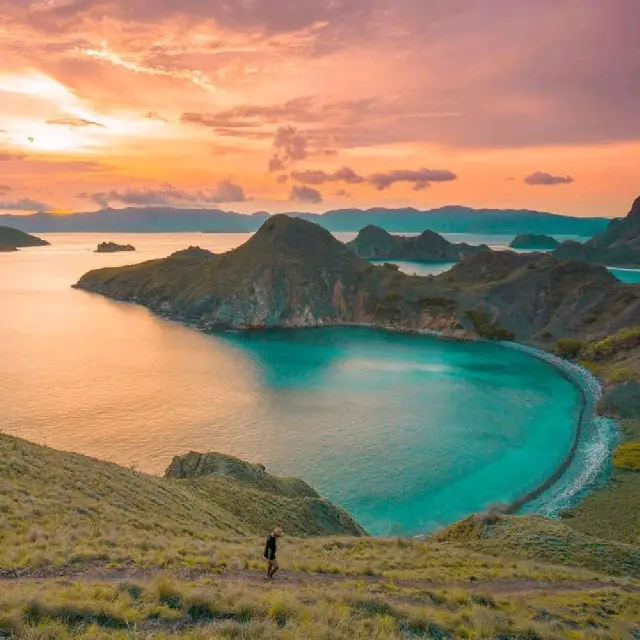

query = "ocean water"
(609, 267), (640, 284)
(0, 232), (596, 534)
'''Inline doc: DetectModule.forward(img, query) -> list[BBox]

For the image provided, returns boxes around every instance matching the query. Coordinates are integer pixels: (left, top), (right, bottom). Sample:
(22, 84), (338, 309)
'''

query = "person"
(264, 526), (283, 580)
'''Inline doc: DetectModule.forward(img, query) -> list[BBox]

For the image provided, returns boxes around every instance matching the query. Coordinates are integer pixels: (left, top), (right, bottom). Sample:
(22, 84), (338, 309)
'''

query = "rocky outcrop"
(510, 234), (559, 250)
(75, 214), (640, 344)
(598, 381), (640, 420)
(0, 226), (49, 251)
(552, 196), (640, 267)
(165, 451), (318, 499)
(0, 245), (18, 252)
(165, 450), (367, 536)
(347, 225), (490, 262)
(95, 241), (136, 253)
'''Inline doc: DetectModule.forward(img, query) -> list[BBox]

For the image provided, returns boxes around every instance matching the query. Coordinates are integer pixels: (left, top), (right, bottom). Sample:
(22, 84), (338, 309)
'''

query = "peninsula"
(0, 225), (49, 252)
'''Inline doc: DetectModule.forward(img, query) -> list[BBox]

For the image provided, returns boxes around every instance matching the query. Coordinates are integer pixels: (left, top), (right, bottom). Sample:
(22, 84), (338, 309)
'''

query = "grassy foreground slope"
(1, 435), (640, 639)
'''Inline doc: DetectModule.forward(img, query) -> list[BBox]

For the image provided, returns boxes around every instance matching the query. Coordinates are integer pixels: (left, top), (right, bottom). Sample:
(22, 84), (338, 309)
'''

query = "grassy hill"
(1, 434), (639, 639)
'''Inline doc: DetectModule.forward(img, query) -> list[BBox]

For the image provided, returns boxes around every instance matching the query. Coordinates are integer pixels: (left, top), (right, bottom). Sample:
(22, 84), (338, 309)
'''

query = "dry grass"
(2, 433), (640, 638)
(566, 420), (640, 545)
(1, 574), (639, 639)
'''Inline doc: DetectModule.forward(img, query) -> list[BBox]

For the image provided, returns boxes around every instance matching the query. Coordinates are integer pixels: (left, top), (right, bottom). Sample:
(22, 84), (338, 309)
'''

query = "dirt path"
(0, 564), (636, 596)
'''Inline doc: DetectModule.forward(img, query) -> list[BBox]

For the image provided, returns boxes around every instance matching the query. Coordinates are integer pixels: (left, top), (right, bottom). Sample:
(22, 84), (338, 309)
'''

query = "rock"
(0, 226), (49, 248)
(509, 234), (559, 250)
(347, 225), (490, 261)
(95, 242), (136, 253)
(165, 451), (320, 499)
(598, 381), (640, 419)
(0, 245), (18, 252)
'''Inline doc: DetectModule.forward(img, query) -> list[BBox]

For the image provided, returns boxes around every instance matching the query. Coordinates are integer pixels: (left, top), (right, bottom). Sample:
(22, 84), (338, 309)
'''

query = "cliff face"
(75, 214), (640, 345)
(552, 197), (640, 267)
(0, 225), (49, 250)
(347, 225), (490, 261)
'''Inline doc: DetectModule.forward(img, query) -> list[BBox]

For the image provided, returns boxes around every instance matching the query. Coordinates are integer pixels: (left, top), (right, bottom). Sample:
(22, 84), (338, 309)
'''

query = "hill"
(510, 233), (559, 250)
(347, 225), (490, 261)
(0, 225), (49, 251)
(75, 214), (640, 344)
(1, 433), (639, 639)
(553, 197), (640, 267)
(1, 205), (610, 234)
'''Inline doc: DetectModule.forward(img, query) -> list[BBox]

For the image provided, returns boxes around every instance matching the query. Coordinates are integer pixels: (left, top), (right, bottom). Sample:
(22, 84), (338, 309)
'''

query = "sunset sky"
(0, 0), (638, 217)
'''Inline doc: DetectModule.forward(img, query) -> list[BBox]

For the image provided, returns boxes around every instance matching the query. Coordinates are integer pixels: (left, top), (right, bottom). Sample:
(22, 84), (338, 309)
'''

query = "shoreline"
(74, 290), (618, 526)
(498, 343), (606, 515)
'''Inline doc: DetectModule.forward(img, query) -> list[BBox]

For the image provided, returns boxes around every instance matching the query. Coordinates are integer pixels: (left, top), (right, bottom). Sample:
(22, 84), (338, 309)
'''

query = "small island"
(0, 225), (50, 252)
(95, 241), (136, 253)
(510, 233), (560, 250)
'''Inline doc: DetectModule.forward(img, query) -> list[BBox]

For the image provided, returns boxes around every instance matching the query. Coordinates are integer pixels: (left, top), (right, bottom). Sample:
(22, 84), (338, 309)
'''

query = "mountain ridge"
(1, 205), (611, 234)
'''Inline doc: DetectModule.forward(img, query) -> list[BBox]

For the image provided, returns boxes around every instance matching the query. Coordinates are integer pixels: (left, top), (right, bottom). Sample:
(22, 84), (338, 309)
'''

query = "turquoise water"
(219, 329), (580, 534)
(370, 260), (456, 277)
(0, 233), (589, 535)
(609, 267), (640, 283)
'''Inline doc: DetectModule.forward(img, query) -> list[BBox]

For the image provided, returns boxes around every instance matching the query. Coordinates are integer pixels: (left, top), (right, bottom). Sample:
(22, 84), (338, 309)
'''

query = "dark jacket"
(264, 534), (277, 560)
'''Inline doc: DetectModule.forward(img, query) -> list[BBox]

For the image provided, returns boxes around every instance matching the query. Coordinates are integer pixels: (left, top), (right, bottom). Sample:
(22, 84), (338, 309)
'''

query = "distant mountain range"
(0, 206), (612, 236)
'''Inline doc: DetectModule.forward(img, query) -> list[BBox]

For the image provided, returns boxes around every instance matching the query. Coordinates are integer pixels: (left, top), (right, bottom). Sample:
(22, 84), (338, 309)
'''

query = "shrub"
(612, 443), (640, 471)
(554, 338), (584, 360)
(465, 310), (515, 341)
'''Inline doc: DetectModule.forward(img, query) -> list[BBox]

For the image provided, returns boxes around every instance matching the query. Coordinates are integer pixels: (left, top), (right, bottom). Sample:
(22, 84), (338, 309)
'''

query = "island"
(552, 196), (640, 267)
(95, 241), (136, 253)
(509, 233), (560, 250)
(0, 225), (50, 252)
(347, 225), (491, 262)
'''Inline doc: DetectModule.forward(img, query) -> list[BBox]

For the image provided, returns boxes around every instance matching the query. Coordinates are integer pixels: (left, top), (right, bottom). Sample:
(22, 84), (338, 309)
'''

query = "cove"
(216, 327), (581, 535)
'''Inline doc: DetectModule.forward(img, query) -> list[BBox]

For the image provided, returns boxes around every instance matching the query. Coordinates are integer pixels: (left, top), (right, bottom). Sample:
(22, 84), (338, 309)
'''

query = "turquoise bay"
(0, 233), (582, 535)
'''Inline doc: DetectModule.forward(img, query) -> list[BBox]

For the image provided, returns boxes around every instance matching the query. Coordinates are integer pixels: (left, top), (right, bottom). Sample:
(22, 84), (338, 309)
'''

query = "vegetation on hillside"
(464, 310), (515, 341)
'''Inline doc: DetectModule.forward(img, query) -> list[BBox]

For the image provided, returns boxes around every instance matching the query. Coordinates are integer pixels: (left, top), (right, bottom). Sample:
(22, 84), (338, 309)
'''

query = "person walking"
(264, 526), (283, 580)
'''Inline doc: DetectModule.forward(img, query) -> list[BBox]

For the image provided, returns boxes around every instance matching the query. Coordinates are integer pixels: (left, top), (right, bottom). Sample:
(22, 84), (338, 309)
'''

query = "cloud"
(524, 171), (574, 186)
(182, 97), (315, 130)
(289, 185), (323, 204)
(46, 117), (106, 128)
(0, 198), (51, 211)
(333, 189), (351, 197)
(291, 166), (365, 185)
(78, 181), (249, 208)
(276, 174), (289, 184)
(0, 151), (27, 161)
(369, 168), (457, 191)
(0, 184), (11, 194)
(145, 112), (168, 122)
(269, 125), (308, 171)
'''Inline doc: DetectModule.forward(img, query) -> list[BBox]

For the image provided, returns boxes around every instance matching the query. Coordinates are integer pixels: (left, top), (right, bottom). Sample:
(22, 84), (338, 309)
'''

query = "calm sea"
(0, 231), (627, 534)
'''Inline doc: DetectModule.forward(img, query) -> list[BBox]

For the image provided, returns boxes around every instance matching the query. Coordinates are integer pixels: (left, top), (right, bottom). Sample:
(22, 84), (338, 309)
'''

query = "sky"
(0, 0), (638, 218)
